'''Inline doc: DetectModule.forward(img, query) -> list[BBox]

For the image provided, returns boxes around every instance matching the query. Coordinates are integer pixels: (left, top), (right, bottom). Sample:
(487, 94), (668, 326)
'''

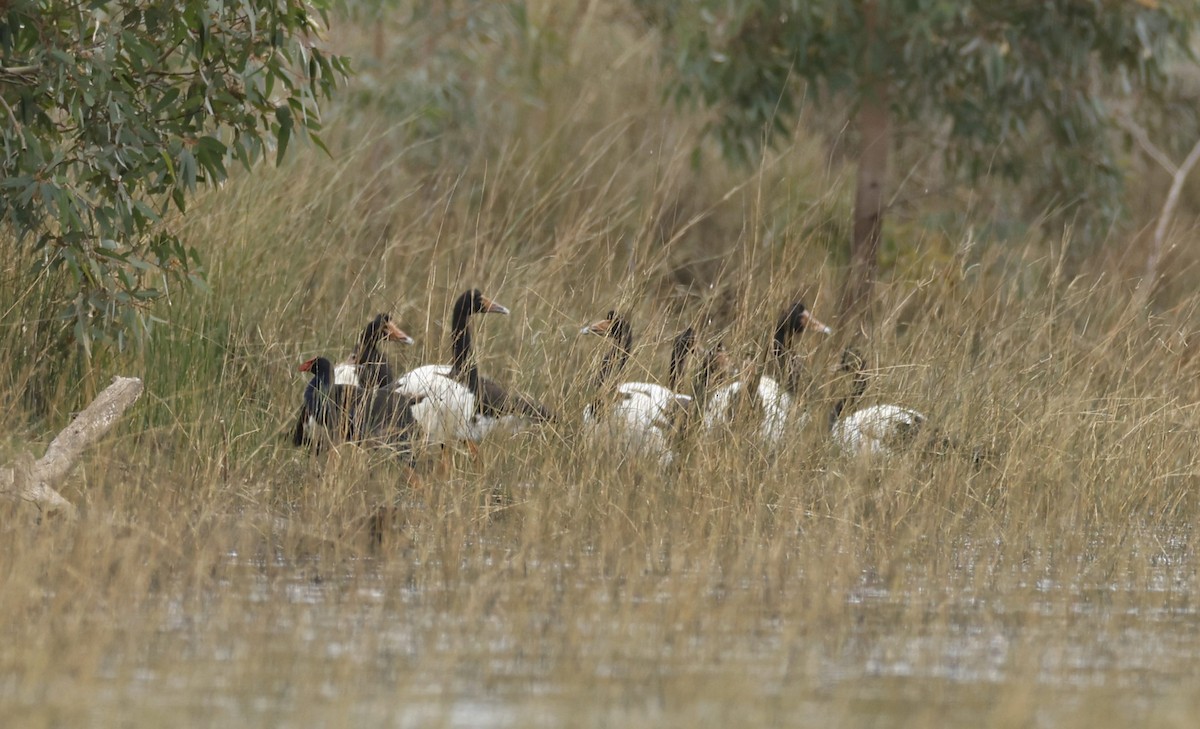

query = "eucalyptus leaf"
(0, 0), (349, 352)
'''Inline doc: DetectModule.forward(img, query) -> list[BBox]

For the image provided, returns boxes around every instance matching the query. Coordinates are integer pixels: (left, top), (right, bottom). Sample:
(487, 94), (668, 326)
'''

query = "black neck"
(772, 314), (791, 360)
(668, 328), (694, 393)
(589, 326), (632, 414)
(829, 369), (869, 430)
(305, 359), (335, 418)
(691, 348), (722, 409)
(780, 352), (805, 396)
(771, 334), (787, 361)
(450, 303), (479, 394)
(312, 359), (333, 390)
(357, 329), (382, 367)
(771, 320), (801, 394)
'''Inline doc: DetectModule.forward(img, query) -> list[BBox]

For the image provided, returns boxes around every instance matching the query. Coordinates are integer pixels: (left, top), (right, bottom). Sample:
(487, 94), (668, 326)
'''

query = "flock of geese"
(292, 288), (942, 469)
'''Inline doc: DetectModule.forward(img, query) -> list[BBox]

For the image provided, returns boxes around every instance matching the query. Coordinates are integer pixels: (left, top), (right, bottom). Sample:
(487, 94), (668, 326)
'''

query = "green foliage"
(0, 1), (349, 352)
(342, 1), (547, 166)
(640, 0), (1198, 229)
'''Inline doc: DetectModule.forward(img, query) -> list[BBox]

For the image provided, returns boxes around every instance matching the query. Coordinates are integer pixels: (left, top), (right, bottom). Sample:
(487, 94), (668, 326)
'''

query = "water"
(7, 525), (1199, 728)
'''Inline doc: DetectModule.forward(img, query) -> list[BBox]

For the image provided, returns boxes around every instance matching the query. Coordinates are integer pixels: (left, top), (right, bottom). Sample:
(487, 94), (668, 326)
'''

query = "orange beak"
(384, 320), (415, 344)
(580, 318), (612, 336)
(299, 357), (317, 372)
(480, 296), (510, 316)
(804, 311), (832, 335)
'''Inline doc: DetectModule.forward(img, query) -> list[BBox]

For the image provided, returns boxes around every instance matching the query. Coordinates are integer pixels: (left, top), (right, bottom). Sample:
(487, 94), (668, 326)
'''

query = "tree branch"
(0, 375), (143, 519)
(1138, 136), (1200, 303)
(1118, 114), (1177, 175)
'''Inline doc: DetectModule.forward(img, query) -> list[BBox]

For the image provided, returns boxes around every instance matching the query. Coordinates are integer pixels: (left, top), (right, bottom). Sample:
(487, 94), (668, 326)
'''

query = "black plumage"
(357, 388), (426, 451)
(292, 356), (424, 454)
(294, 357), (359, 449)
(351, 313), (413, 389)
(446, 289), (556, 431)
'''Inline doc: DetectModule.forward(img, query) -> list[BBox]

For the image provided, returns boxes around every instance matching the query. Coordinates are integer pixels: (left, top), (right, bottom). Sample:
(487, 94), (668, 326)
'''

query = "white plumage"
(333, 361), (360, 387)
(832, 403), (926, 456)
(701, 376), (803, 446)
(393, 366), (540, 447)
(580, 313), (693, 464)
(827, 348), (928, 457)
(693, 300), (831, 449)
(389, 289), (549, 455)
(393, 364), (475, 449)
(583, 381), (692, 462)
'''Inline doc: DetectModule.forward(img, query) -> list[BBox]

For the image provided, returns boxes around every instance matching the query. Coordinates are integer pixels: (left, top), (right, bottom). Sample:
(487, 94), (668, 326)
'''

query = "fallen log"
(0, 376), (144, 519)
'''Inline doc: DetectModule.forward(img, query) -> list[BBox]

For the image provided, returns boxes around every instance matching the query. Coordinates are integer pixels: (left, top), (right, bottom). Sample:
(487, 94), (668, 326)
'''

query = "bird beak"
(481, 296), (510, 316)
(385, 320), (415, 344)
(580, 318), (611, 336)
(299, 358), (316, 372)
(805, 312), (832, 335)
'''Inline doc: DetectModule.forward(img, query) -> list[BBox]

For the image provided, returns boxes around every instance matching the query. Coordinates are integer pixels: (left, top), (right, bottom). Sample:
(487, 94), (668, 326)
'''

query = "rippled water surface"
(10, 522), (1195, 728)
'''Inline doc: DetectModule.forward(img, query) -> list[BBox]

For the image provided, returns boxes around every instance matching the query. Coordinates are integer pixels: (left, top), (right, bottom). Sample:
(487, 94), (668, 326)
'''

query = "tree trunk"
(840, 1), (891, 319)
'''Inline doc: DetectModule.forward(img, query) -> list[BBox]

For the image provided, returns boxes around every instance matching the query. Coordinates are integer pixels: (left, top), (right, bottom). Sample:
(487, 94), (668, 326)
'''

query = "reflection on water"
(13, 526), (1200, 727)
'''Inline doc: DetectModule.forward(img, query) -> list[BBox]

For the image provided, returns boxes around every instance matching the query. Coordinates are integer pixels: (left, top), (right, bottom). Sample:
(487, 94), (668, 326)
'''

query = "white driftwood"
(0, 376), (143, 519)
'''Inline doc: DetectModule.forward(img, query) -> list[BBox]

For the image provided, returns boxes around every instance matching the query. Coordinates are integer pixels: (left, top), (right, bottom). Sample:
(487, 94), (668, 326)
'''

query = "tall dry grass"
(2, 3), (1200, 727)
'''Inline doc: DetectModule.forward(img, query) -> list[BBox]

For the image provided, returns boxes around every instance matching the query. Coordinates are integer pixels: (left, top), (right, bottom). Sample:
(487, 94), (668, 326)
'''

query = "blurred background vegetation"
(3, 0), (1200, 430)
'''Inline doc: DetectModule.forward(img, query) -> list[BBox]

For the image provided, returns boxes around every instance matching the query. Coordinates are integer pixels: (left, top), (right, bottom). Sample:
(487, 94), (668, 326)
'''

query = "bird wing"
(476, 375), (555, 422)
(333, 363), (360, 387)
(394, 364), (473, 446)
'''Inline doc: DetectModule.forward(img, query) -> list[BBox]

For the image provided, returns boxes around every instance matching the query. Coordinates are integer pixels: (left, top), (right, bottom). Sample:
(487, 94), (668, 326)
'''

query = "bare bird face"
(580, 311), (624, 338)
(580, 318), (614, 337)
(452, 289), (511, 324)
(799, 309), (832, 335)
(382, 318), (415, 345)
(775, 302), (833, 353)
(366, 314), (415, 346)
(476, 291), (510, 316)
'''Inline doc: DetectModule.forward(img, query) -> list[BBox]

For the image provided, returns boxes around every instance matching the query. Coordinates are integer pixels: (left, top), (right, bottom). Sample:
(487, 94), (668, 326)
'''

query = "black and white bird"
(293, 356), (360, 450)
(829, 348), (929, 457)
(394, 289), (553, 452)
(579, 311), (693, 463)
(292, 313), (414, 448)
(334, 313), (414, 388)
(700, 301), (831, 445)
(293, 354), (424, 455)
